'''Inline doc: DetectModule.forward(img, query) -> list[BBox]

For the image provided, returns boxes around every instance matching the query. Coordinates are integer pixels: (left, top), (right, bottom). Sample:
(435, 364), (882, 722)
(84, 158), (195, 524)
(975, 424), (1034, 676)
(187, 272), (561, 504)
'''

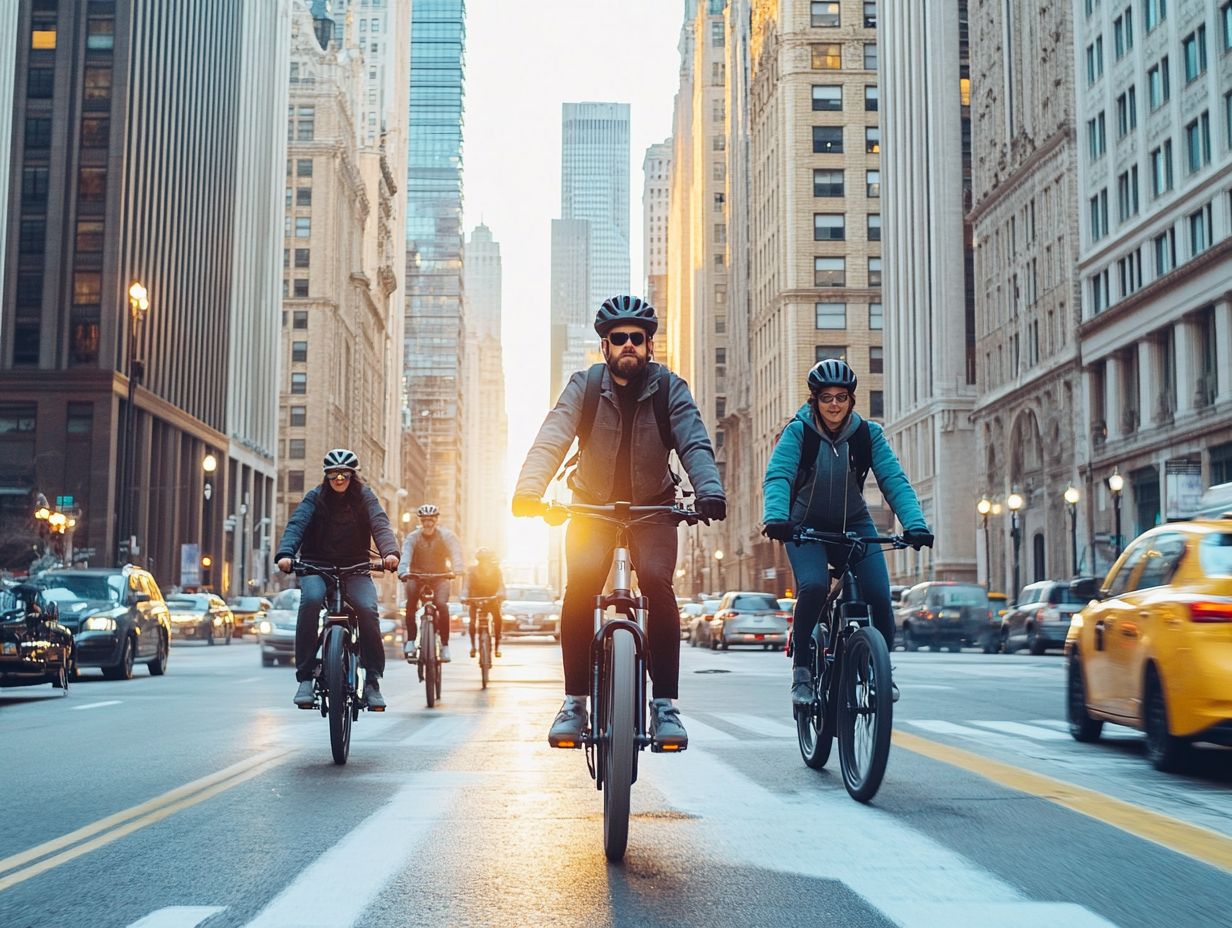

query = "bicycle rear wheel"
(602, 630), (636, 862)
(323, 626), (352, 765)
(797, 670), (834, 770)
(837, 626), (893, 802)
(479, 627), (491, 689)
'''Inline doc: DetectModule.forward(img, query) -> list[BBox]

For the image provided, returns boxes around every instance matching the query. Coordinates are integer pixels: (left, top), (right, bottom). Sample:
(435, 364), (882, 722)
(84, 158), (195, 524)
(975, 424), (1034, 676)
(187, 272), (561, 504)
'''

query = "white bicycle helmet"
(417, 503), (440, 518)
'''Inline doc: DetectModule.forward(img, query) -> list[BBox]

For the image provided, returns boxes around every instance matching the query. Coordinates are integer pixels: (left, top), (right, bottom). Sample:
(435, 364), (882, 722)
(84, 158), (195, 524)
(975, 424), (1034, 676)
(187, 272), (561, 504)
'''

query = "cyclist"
(512, 295), (727, 750)
(463, 547), (506, 659)
(275, 449), (400, 710)
(399, 503), (464, 663)
(761, 360), (933, 707)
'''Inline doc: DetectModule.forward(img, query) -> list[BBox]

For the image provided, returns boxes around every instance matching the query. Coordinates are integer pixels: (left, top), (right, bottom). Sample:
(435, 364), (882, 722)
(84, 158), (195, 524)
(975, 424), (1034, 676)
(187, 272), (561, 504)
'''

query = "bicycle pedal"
(366, 704), (386, 713)
(297, 702), (319, 711)
(650, 741), (687, 754)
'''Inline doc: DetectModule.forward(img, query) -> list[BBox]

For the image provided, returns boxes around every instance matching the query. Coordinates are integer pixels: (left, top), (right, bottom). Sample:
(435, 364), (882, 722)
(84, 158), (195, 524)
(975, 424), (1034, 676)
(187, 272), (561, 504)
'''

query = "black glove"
(762, 521), (794, 543)
(511, 494), (543, 518)
(904, 528), (934, 550)
(696, 497), (727, 523)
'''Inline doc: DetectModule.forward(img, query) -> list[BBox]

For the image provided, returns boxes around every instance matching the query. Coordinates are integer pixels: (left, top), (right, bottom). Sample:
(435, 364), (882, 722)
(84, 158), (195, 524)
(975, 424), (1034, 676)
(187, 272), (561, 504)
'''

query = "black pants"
(468, 599), (503, 650)
(295, 573), (383, 682)
(560, 515), (680, 700)
(404, 578), (451, 644)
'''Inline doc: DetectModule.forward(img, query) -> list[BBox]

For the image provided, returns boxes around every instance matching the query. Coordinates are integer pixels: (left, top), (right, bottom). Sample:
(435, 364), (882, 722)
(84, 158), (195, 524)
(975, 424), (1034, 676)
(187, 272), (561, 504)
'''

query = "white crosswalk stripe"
(903, 718), (1073, 742)
(970, 720), (1071, 740)
(126, 907), (225, 928)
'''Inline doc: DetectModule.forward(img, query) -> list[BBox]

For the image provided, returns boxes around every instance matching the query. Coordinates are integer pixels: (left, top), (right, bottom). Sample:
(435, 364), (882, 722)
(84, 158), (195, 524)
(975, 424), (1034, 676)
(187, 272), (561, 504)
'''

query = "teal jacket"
(762, 405), (929, 533)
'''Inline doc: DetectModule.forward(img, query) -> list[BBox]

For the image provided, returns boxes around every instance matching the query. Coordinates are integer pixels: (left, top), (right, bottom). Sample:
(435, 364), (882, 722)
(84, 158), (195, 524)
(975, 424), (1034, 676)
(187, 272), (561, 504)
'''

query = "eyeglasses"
(326, 471), (352, 483)
(816, 392), (851, 405)
(606, 331), (646, 347)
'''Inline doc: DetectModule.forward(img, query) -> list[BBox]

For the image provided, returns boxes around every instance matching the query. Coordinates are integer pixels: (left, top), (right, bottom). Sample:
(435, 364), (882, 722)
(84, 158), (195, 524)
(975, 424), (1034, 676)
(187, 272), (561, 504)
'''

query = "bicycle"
(291, 558), (392, 765)
(461, 596), (501, 690)
(403, 570), (454, 708)
(790, 529), (908, 803)
(536, 500), (700, 862)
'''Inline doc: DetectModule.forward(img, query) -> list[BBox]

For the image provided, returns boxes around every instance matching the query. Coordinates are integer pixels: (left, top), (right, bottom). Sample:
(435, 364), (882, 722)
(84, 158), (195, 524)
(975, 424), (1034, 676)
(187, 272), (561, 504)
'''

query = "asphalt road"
(1, 635), (1229, 928)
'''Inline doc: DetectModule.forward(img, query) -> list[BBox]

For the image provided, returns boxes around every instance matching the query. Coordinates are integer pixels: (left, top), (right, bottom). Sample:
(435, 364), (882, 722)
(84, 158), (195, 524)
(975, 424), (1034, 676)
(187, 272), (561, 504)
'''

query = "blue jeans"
(295, 573), (383, 681)
(785, 517), (894, 667)
(404, 578), (451, 644)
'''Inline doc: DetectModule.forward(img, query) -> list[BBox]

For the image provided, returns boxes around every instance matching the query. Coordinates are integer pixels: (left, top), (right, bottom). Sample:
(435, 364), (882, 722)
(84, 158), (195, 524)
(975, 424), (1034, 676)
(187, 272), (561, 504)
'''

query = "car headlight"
(258, 620), (272, 635)
(83, 616), (116, 631)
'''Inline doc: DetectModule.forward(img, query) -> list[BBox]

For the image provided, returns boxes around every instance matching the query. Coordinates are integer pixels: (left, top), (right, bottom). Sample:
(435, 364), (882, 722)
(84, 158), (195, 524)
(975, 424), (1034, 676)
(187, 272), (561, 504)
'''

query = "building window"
(863, 43), (877, 70)
(814, 257), (846, 287)
(1087, 112), (1107, 160)
(866, 169), (880, 197)
(21, 166), (50, 206)
(292, 340), (308, 362)
(1147, 57), (1170, 109)
(711, 21), (724, 46)
(1144, 0), (1166, 32)
(1150, 141), (1173, 196)
(79, 167), (107, 203)
(83, 66), (112, 102)
(814, 213), (845, 241)
(865, 126), (880, 153)
(72, 272), (101, 305)
(1089, 189), (1109, 240)
(25, 115), (51, 148)
(287, 471), (305, 493)
(813, 169), (844, 197)
(19, 219), (45, 255)
(87, 18), (115, 50)
(292, 279), (308, 298)
(811, 1), (840, 27)
(27, 67), (53, 99)
(864, 2), (877, 28)
(869, 302), (884, 330)
(1224, 0), (1232, 51)
(813, 125), (843, 153)
(1117, 166), (1140, 221)
(297, 158), (313, 177)
(66, 402), (93, 435)
(812, 84), (842, 111)
(868, 346), (884, 374)
(294, 248), (310, 268)
(289, 439), (306, 459)
(69, 317), (100, 365)
(868, 257), (882, 287)
(81, 115), (110, 147)
(1188, 204), (1213, 256)
(76, 220), (105, 253)
(867, 214), (881, 242)
(291, 372), (307, 394)
(869, 390), (885, 419)
(864, 85), (878, 111)
(1185, 112), (1211, 173)
(1090, 269), (1111, 314)
(31, 24), (56, 49)
(1086, 37), (1104, 84)
(1182, 26), (1207, 83)
(1117, 249), (1143, 296)
(296, 106), (315, 140)
(296, 187), (312, 206)
(1114, 8), (1135, 58)
(295, 217), (311, 237)
(811, 43), (841, 69)
(816, 345), (847, 362)
(293, 310), (308, 329)
(1115, 87), (1137, 137)
(1211, 441), (1232, 485)
(1154, 227), (1177, 275)
(815, 302), (847, 329)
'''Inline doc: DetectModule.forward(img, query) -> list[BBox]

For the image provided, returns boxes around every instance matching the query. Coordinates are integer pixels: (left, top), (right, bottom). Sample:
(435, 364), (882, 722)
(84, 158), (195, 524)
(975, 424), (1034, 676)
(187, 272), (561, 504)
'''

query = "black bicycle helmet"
(807, 359), (858, 394)
(594, 295), (658, 337)
(322, 448), (360, 473)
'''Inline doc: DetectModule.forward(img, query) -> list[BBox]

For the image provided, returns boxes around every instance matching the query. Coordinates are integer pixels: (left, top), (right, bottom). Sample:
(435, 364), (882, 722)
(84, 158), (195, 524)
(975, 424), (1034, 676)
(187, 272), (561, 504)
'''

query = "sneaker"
(363, 676), (386, 711)
(649, 698), (688, 751)
(439, 644), (452, 663)
(403, 641), (418, 663)
(791, 666), (813, 707)
(548, 697), (588, 748)
(494, 648), (502, 658)
(469, 646), (477, 659)
(293, 679), (315, 708)
(891, 680), (900, 704)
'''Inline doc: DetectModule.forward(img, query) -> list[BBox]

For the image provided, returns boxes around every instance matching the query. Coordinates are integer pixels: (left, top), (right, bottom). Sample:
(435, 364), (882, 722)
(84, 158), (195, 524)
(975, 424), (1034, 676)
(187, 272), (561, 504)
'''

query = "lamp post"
(1064, 485), (1080, 576)
(1107, 468), (1124, 557)
(1007, 490), (1024, 600)
(118, 281), (150, 564)
(977, 497), (992, 591)
(202, 453), (217, 589)
(714, 549), (725, 593)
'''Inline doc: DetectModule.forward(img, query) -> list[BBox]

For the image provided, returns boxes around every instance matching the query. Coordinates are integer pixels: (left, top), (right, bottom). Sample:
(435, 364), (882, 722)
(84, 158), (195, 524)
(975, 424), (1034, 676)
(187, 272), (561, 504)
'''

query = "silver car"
(710, 592), (791, 650)
(258, 588), (300, 667)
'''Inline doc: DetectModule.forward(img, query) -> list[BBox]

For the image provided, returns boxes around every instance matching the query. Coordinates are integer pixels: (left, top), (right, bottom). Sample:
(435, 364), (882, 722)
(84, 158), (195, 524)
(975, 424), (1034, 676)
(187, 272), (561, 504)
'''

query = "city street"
(1, 637), (1229, 928)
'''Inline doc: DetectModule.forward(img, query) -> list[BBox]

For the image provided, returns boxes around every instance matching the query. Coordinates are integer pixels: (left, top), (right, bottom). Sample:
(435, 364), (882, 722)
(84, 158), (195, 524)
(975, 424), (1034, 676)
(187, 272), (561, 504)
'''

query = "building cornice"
(971, 352), (1081, 417)
(1086, 399), (1232, 473)
(967, 125), (1073, 225)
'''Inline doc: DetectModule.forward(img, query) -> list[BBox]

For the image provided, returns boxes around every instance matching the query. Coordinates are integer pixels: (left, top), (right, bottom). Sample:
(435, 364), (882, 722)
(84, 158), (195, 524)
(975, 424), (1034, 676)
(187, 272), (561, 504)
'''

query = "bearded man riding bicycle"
(512, 295), (727, 750)
(399, 503), (465, 664)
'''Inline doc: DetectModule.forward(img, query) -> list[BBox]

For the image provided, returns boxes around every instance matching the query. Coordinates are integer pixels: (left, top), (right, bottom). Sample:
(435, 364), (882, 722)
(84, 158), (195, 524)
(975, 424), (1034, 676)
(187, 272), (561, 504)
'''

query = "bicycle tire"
(422, 613), (436, 708)
(797, 659), (835, 770)
(323, 626), (352, 765)
(837, 626), (893, 802)
(602, 630), (636, 862)
(479, 627), (490, 689)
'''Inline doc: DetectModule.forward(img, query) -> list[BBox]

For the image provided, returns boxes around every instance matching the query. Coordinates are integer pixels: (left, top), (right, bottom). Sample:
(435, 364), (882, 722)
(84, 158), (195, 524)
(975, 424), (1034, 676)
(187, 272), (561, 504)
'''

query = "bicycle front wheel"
(479, 628), (491, 689)
(422, 618), (436, 708)
(323, 626), (352, 765)
(837, 627), (893, 802)
(602, 630), (636, 862)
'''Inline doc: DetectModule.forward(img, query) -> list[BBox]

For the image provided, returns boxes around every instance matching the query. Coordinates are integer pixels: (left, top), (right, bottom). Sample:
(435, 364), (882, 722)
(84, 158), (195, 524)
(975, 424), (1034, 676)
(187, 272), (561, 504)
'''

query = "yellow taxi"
(1065, 517), (1232, 771)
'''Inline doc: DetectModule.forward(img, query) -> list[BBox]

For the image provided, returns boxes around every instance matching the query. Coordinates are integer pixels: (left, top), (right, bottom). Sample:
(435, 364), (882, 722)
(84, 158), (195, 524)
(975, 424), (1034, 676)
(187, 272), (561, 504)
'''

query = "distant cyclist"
(399, 503), (464, 663)
(761, 360), (932, 706)
(275, 449), (400, 710)
(464, 547), (506, 659)
(512, 295), (726, 750)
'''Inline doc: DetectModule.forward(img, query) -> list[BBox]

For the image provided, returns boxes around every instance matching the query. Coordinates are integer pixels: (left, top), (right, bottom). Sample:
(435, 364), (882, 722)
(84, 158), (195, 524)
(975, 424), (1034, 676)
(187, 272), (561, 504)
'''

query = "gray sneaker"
(649, 698), (688, 751)
(439, 644), (452, 663)
(548, 698), (587, 748)
(791, 666), (813, 707)
(293, 679), (315, 708)
(363, 676), (386, 711)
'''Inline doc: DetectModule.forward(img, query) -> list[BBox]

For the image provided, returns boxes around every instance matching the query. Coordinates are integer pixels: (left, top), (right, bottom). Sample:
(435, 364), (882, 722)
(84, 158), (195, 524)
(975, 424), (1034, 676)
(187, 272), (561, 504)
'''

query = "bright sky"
(462, 0), (683, 571)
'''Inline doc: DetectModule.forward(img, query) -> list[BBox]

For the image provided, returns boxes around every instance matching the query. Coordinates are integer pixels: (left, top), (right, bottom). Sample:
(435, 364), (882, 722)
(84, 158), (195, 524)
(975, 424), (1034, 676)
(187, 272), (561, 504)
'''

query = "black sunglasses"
(607, 331), (646, 347)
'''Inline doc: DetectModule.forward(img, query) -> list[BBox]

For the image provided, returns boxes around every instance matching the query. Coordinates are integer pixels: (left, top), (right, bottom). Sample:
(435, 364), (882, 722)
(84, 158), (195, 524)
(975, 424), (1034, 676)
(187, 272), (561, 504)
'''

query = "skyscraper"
(0, 1), (16, 288)
(549, 218), (591, 400)
(642, 139), (672, 357)
(404, 0), (466, 525)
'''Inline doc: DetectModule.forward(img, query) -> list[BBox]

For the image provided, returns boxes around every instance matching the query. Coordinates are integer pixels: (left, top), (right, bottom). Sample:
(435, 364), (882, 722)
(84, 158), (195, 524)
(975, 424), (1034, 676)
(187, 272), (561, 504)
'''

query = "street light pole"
(977, 497), (992, 591)
(118, 281), (149, 565)
(1108, 468), (1124, 558)
(714, 549), (725, 593)
(202, 453), (217, 589)
(1064, 485), (1080, 576)
(1007, 490), (1024, 600)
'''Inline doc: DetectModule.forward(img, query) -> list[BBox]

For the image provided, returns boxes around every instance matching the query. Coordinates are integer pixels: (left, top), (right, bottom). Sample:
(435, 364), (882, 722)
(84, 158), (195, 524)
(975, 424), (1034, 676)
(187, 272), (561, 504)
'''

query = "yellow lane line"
(0, 748), (293, 887)
(893, 729), (1232, 873)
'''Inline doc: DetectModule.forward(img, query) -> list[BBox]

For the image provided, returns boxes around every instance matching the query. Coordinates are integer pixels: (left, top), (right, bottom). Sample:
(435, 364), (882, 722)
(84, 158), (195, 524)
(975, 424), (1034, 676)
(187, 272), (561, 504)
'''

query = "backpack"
(779, 418), (872, 505)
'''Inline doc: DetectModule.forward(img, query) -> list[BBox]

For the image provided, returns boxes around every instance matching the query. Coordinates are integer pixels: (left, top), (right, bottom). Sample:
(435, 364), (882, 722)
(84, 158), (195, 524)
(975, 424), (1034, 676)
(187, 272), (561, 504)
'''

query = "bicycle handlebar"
(793, 529), (909, 552)
(293, 558), (390, 579)
(535, 501), (700, 527)
(400, 571), (457, 581)
(459, 596), (501, 605)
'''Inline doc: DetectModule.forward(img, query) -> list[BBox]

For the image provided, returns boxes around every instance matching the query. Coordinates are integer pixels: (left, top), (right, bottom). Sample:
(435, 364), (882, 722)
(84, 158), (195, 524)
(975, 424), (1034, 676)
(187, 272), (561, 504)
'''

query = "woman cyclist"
(761, 360), (933, 706)
(464, 547), (506, 659)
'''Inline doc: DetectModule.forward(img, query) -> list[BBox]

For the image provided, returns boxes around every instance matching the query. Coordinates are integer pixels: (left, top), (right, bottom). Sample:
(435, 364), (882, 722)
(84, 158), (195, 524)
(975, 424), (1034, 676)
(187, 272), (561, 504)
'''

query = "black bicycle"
(790, 530), (907, 802)
(292, 559), (392, 765)
(537, 501), (700, 862)
(403, 571), (454, 708)
(461, 596), (500, 689)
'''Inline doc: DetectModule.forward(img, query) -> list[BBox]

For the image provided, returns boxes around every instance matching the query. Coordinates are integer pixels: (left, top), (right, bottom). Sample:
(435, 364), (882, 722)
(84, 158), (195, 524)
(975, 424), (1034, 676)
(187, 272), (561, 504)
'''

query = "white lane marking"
(126, 906), (225, 928)
(723, 713), (801, 739)
(243, 773), (478, 928)
(1031, 718), (1072, 732)
(677, 714), (739, 743)
(971, 720), (1071, 741)
(72, 700), (121, 711)
(903, 719), (998, 738)
(645, 741), (1117, 927)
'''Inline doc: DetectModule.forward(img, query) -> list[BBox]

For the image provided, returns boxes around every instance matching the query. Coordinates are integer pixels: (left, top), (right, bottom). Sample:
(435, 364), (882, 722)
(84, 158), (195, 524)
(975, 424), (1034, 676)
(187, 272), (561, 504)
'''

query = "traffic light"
(201, 555), (213, 587)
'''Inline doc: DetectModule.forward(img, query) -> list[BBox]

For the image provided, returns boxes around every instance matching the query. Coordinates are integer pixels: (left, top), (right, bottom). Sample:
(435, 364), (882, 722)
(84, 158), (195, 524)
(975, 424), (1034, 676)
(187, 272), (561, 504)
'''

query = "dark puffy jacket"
(274, 484), (399, 564)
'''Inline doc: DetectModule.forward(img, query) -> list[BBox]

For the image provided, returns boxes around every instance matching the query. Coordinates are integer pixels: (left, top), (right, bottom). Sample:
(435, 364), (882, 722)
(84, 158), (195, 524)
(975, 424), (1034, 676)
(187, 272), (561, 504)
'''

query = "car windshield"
(778, 598), (794, 610)
(930, 585), (987, 606)
(505, 587), (554, 602)
(271, 589), (301, 610)
(168, 595), (210, 610)
(41, 574), (125, 604)
(231, 597), (263, 610)
(703, 599), (721, 612)
(731, 594), (780, 611)
(1199, 533), (1232, 577)
(1047, 585), (1086, 605)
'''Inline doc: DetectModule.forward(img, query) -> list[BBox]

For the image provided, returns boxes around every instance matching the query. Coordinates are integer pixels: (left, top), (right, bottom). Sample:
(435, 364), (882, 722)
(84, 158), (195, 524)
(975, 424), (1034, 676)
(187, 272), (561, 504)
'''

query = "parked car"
(0, 584), (75, 691)
(708, 591), (791, 650)
(895, 581), (991, 652)
(1001, 580), (1086, 654)
(688, 598), (722, 647)
(379, 614), (406, 660)
(679, 602), (704, 641)
(501, 585), (559, 639)
(1066, 518), (1232, 771)
(229, 595), (272, 637)
(889, 585), (909, 605)
(258, 588), (300, 667)
(166, 593), (234, 645)
(36, 566), (170, 679)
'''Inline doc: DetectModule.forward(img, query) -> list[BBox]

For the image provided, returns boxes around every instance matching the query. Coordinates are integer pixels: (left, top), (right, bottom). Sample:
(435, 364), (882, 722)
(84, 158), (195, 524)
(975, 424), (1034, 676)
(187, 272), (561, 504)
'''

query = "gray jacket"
(399, 526), (464, 578)
(514, 362), (724, 504)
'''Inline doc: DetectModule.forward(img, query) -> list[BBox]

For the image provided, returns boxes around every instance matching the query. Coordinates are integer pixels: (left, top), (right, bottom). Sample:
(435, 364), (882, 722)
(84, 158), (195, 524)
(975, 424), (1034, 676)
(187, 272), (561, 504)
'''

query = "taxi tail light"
(1188, 601), (1232, 623)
